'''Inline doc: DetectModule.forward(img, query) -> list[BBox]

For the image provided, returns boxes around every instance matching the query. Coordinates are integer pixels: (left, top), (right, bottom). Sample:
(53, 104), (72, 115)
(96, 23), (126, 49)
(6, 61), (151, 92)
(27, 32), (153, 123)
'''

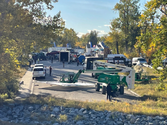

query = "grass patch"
(16, 67), (28, 81)
(74, 115), (84, 121)
(132, 67), (167, 115)
(11, 94), (165, 116)
(58, 114), (67, 122)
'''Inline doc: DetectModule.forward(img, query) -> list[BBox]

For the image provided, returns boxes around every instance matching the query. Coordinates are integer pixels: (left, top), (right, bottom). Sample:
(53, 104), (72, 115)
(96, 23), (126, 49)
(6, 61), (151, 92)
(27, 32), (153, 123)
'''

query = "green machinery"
(93, 67), (117, 79)
(133, 65), (150, 82)
(59, 69), (128, 96)
(135, 72), (149, 81)
(59, 60), (136, 96)
(95, 74), (128, 95)
(60, 70), (83, 83)
(59, 68), (122, 83)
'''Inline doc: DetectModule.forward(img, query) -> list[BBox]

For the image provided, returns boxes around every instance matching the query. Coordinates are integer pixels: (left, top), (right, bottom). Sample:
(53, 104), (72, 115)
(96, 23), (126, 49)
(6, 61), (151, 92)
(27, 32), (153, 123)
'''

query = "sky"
(46, 0), (148, 37)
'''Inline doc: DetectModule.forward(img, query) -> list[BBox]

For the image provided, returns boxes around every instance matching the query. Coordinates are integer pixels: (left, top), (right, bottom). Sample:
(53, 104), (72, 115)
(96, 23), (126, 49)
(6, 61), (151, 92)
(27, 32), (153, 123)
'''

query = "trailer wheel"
(120, 86), (124, 95)
(92, 73), (94, 77)
(102, 86), (106, 95)
(95, 83), (100, 91)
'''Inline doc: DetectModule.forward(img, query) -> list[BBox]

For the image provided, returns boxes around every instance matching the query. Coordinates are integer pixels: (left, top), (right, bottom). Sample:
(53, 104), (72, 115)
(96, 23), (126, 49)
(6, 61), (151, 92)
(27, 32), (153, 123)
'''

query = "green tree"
(136, 0), (167, 81)
(0, 0), (64, 97)
(58, 28), (78, 47)
(88, 30), (98, 46)
(78, 33), (90, 48)
(114, 0), (140, 52)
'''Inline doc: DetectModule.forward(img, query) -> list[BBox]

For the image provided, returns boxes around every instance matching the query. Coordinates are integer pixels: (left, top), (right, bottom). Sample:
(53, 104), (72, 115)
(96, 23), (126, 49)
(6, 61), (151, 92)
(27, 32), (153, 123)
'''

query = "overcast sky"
(46, 0), (148, 37)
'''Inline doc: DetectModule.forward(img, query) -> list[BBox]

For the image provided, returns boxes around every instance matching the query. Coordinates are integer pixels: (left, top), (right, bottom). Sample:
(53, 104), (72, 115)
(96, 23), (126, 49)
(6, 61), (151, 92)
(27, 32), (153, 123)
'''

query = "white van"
(132, 57), (147, 66)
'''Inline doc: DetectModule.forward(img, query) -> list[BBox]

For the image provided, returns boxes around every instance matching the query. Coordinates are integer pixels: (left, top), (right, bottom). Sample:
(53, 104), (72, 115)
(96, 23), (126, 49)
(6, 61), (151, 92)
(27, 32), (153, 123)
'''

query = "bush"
(58, 114), (67, 122)
(155, 82), (166, 91)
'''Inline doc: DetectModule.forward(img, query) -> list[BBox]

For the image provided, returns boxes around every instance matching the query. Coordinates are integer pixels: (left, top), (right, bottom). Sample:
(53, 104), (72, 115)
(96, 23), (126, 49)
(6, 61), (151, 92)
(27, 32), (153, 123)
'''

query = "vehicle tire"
(95, 75), (98, 79)
(32, 77), (34, 80)
(102, 86), (106, 95)
(95, 83), (100, 91)
(43, 76), (45, 79)
(120, 86), (124, 95)
(92, 73), (94, 77)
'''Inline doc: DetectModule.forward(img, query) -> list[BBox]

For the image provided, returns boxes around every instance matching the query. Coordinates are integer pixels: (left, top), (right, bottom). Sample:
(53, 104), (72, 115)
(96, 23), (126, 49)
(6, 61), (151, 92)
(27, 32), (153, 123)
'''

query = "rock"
(7, 109), (12, 115)
(83, 110), (87, 114)
(147, 116), (153, 121)
(53, 107), (60, 112)
(60, 106), (64, 111)
(135, 117), (141, 124)
(123, 123), (128, 125)
(28, 106), (34, 111)
(160, 121), (167, 125)
(126, 114), (133, 120)
(53, 123), (59, 125)
(34, 104), (40, 110)
(0, 103), (167, 125)
(130, 116), (136, 124)
(0, 117), (9, 121)
(76, 121), (84, 125)
(50, 114), (56, 117)
(79, 108), (85, 112)
(116, 121), (123, 125)
(155, 116), (164, 120)
(14, 108), (20, 115)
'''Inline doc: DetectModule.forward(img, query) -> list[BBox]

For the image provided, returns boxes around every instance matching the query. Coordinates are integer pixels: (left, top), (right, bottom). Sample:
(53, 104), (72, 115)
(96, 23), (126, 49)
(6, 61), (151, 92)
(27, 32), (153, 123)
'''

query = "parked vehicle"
(132, 57), (147, 66)
(34, 64), (44, 68)
(107, 54), (131, 66)
(32, 67), (45, 79)
(59, 51), (70, 63)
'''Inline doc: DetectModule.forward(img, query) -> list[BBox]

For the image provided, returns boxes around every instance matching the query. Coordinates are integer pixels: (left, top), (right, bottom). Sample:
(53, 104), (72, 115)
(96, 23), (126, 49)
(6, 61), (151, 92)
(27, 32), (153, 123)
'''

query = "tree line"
(0, 0), (167, 96)
(0, 0), (64, 97)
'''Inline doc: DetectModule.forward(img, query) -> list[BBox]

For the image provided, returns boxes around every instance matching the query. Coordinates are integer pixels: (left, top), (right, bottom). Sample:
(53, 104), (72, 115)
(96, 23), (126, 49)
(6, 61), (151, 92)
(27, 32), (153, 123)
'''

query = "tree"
(135, 0), (167, 81)
(0, 0), (64, 97)
(78, 33), (90, 49)
(114, 0), (140, 52)
(58, 28), (78, 47)
(105, 31), (124, 54)
(88, 30), (98, 46)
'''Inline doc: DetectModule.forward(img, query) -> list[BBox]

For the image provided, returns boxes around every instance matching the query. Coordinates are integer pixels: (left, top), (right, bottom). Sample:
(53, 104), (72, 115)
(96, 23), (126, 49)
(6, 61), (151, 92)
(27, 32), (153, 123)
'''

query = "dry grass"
(132, 67), (167, 115)
(14, 94), (165, 116)
(16, 67), (28, 81)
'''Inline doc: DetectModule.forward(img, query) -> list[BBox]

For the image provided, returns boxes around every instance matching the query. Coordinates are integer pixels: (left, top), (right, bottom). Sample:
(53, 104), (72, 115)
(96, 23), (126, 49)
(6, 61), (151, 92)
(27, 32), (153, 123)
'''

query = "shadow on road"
(39, 85), (98, 93)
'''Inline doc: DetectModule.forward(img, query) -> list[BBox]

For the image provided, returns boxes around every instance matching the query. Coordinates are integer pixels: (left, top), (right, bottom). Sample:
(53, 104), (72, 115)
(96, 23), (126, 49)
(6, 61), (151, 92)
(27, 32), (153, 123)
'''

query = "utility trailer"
(59, 51), (70, 63)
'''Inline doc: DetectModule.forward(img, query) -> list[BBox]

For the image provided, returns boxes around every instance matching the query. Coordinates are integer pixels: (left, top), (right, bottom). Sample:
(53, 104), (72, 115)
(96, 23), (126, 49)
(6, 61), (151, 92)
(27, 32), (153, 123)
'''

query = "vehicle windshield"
(138, 58), (146, 62)
(35, 65), (43, 67)
(34, 68), (43, 71)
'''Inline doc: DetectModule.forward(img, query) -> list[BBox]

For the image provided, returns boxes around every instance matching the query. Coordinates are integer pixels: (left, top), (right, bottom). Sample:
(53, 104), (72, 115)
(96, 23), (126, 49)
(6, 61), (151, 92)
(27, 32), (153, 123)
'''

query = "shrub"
(58, 114), (67, 122)
(74, 115), (84, 121)
(155, 82), (166, 91)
